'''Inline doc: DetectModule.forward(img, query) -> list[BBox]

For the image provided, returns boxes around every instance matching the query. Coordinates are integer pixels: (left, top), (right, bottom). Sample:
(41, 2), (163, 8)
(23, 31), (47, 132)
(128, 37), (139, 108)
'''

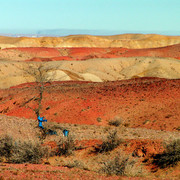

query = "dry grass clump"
(55, 136), (75, 156)
(0, 135), (13, 161)
(108, 116), (123, 127)
(0, 135), (46, 164)
(95, 130), (122, 153)
(63, 160), (89, 171)
(100, 156), (129, 176)
(152, 139), (180, 168)
(100, 154), (147, 177)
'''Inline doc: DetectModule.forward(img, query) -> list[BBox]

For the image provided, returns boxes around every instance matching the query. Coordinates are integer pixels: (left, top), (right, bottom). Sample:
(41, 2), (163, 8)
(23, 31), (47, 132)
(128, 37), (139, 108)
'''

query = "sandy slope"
(0, 34), (180, 49)
(0, 57), (180, 89)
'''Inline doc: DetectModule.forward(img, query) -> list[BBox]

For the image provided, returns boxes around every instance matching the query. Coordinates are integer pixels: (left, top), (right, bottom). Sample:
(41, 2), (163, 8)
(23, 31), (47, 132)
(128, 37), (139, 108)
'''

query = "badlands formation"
(0, 34), (180, 179)
(0, 56), (180, 89)
(0, 33), (179, 130)
(0, 34), (180, 49)
(0, 34), (179, 132)
(0, 35), (180, 89)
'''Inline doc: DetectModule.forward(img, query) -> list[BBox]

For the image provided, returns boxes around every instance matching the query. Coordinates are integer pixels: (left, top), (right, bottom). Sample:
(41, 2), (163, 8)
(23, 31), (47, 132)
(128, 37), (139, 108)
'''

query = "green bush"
(152, 139), (180, 168)
(96, 130), (121, 153)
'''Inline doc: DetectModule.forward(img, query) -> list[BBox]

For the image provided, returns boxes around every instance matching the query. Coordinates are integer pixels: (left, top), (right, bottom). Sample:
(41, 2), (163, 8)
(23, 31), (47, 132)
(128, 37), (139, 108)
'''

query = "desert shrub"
(96, 130), (122, 153)
(176, 126), (180, 131)
(0, 135), (46, 164)
(56, 136), (75, 156)
(100, 155), (146, 177)
(0, 135), (14, 160)
(152, 139), (180, 168)
(108, 120), (121, 127)
(10, 141), (46, 164)
(101, 156), (129, 175)
(108, 117), (122, 127)
(63, 160), (89, 170)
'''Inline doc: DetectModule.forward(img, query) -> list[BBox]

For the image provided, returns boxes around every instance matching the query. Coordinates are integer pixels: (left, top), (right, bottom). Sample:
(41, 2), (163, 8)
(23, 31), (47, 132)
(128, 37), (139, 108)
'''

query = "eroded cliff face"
(0, 34), (180, 49)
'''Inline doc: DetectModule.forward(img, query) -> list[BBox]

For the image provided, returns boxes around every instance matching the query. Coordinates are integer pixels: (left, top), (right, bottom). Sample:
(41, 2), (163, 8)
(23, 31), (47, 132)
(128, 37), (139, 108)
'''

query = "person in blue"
(63, 129), (69, 137)
(38, 116), (47, 129)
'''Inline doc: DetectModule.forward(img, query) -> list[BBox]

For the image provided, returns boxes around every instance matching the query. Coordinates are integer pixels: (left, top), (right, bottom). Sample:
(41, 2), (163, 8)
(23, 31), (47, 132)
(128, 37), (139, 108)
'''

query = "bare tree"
(23, 63), (51, 118)
(15, 62), (68, 118)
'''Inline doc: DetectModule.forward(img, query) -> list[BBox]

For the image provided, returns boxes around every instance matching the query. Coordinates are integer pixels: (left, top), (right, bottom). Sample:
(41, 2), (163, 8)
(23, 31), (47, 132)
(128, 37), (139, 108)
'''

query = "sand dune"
(0, 57), (180, 89)
(0, 34), (180, 49)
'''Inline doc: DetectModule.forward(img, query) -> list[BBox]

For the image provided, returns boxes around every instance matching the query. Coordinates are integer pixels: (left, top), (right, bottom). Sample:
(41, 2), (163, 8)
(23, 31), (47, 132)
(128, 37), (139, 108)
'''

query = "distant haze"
(0, 1), (179, 36)
(0, 29), (180, 37)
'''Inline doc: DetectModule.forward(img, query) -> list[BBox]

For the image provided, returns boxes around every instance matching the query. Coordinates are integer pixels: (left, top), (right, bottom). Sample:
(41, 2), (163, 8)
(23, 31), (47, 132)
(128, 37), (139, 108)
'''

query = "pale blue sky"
(0, 0), (179, 35)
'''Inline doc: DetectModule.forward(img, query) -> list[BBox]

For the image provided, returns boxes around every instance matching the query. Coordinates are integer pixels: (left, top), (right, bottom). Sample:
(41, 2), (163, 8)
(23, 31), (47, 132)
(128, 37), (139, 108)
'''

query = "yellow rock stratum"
(0, 34), (180, 49)
(0, 56), (180, 89)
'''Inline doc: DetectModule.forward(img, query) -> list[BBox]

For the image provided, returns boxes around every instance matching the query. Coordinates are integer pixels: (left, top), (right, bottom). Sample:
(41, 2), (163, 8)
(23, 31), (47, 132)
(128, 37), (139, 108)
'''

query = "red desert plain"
(0, 34), (180, 179)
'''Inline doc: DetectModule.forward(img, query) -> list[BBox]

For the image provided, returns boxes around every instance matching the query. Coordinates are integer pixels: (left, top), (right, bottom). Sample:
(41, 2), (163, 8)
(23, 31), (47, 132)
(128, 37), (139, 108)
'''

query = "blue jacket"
(38, 116), (47, 127)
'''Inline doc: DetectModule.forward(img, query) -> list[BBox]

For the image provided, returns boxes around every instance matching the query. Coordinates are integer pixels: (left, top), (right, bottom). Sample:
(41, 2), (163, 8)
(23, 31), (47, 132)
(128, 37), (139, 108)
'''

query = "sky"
(0, 0), (179, 35)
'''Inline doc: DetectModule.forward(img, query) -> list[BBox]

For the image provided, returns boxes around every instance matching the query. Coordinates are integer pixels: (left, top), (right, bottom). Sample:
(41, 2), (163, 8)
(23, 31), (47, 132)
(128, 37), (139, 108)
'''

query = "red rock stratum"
(0, 44), (180, 61)
(0, 77), (179, 131)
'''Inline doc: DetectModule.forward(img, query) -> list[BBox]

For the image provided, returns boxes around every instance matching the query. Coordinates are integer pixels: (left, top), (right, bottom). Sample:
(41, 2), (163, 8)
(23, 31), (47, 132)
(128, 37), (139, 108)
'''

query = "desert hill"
(0, 57), (180, 89)
(0, 44), (180, 62)
(0, 78), (179, 132)
(0, 34), (180, 49)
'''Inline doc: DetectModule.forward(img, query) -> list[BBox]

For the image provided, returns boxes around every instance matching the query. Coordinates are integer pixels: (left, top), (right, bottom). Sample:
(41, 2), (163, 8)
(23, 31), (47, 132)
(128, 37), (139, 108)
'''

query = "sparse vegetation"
(97, 117), (102, 122)
(95, 130), (122, 153)
(176, 126), (180, 131)
(101, 156), (129, 176)
(0, 135), (14, 160)
(56, 136), (75, 156)
(63, 160), (89, 170)
(100, 155), (146, 177)
(152, 139), (180, 168)
(10, 141), (46, 164)
(108, 120), (121, 127)
(0, 135), (46, 164)
(108, 116), (123, 127)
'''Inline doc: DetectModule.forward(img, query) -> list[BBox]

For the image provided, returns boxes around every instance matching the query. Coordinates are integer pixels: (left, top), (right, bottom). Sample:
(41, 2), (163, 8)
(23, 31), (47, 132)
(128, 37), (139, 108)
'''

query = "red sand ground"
(0, 163), (121, 180)
(76, 139), (164, 158)
(0, 77), (179, 131)
(1, 44), (180, 61)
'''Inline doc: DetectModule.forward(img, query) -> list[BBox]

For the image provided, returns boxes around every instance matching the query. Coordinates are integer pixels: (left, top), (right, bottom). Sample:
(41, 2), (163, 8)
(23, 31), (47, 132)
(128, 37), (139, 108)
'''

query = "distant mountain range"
(37, 29), (131, 36)
(0, 29), (179, 37)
